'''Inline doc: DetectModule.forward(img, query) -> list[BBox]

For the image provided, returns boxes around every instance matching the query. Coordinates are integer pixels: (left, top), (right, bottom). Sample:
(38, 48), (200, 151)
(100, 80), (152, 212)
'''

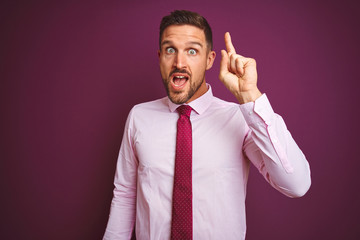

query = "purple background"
(1, 0), (359, 239)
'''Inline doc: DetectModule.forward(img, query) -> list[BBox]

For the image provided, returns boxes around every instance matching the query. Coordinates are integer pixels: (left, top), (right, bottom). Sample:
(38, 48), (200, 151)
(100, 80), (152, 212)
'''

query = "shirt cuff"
(239, 93), (275, 126)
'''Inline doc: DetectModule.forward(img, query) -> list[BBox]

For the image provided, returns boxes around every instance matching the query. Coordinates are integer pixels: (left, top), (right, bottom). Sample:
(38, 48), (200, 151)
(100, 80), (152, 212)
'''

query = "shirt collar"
(167, 84), (214, 115)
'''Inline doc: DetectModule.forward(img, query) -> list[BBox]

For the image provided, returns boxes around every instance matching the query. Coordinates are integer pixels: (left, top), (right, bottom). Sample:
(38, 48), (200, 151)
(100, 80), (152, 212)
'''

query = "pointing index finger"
(225, 32), (236, 54)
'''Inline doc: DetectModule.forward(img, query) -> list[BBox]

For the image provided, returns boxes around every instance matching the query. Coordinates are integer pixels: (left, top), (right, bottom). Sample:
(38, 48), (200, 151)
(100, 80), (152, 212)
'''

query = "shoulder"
(198, 95), (248, 132)
(211, 96), (239, 107)
(125, 97), (175, 132)
(127, 97), (170, 121)
(130, 97), (168, 113)
(210, 96), (241, 114)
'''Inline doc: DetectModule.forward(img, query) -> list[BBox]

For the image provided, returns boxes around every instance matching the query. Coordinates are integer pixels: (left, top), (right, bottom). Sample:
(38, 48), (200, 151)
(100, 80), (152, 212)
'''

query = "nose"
(174, 52), (187, 69)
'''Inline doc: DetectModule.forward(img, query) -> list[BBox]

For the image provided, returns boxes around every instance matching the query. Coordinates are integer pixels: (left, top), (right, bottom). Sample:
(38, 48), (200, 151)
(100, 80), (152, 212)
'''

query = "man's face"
(159, 25), (215, 104)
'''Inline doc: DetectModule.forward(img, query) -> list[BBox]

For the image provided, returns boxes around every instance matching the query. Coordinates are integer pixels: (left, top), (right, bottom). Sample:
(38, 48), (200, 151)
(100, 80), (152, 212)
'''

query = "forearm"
(103, 186), (136, 239)
(241, 94), (311, 197)
(103, 151), (137, 239)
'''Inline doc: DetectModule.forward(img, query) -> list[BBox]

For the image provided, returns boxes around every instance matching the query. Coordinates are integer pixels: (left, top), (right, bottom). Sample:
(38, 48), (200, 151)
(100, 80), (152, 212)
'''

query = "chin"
(168, 91), (189, 104)
(169, 95), (187, 104)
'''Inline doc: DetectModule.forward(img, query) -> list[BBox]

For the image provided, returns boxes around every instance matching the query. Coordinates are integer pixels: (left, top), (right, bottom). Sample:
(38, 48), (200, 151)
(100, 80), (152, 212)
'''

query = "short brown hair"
(159, 10), (213, 51)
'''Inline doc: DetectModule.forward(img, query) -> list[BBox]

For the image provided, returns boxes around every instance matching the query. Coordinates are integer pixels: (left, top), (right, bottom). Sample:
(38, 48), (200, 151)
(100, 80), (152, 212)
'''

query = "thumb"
(219, 50), (229, 78)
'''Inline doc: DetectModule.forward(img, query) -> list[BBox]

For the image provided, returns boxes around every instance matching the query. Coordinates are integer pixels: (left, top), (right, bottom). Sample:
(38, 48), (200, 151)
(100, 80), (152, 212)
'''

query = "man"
(103, 10), (311, 240)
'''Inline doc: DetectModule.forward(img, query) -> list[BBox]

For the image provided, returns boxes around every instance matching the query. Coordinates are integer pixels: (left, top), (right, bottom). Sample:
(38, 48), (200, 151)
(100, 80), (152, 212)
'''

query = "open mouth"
(171, 74), (189, 90)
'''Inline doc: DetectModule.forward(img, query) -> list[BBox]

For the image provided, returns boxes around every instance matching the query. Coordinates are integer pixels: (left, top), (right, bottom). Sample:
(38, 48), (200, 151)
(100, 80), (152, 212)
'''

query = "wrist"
(235, 89), (262, 104)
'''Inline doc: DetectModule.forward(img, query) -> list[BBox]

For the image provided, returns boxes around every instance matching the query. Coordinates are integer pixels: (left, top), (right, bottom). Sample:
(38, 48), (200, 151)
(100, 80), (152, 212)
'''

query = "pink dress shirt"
(103, 85), (311, 240)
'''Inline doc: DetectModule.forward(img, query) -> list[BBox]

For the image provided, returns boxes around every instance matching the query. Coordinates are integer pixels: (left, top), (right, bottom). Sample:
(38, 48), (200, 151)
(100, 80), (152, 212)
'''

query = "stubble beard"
(163, 73), (205, 104)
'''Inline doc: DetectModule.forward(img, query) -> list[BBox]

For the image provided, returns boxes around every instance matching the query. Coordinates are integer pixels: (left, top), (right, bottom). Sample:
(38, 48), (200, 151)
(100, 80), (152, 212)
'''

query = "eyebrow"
(188, 41), (203, 48)
(161, 40), (204, 48)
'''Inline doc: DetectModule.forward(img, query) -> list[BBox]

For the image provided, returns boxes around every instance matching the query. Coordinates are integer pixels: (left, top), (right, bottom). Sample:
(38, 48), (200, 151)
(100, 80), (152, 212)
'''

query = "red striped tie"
(171, 105), (193, 240)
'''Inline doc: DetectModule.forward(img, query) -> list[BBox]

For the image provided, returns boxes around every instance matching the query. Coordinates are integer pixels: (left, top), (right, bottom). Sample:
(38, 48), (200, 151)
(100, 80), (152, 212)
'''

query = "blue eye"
(188, 49), (197, 55)
(166, 48), (175, 54)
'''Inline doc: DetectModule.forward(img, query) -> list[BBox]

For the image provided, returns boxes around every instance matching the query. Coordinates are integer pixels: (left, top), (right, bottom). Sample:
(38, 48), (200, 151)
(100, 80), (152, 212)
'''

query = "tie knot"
(177, 105), (192, 117)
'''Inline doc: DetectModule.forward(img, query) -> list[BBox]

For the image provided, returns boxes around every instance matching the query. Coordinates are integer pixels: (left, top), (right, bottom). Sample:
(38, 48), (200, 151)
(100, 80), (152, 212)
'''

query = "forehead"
(161, 25), (206, 47)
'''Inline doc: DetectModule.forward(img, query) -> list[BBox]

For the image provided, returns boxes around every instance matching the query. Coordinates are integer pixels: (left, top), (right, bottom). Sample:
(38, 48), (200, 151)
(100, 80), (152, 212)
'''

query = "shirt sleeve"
(103, 109), (138, 240)
(240, 94), (311, 198)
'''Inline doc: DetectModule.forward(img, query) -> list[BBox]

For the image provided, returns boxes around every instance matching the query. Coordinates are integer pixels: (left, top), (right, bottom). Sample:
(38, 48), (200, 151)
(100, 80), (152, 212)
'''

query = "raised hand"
(219, 32), (262, 104)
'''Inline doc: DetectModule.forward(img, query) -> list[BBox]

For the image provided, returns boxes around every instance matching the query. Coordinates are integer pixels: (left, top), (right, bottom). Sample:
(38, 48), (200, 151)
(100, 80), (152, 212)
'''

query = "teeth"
(175, 76), (185, 79)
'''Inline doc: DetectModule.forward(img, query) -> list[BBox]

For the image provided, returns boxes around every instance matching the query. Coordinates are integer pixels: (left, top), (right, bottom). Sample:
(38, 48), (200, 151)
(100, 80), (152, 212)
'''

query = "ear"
(206, 50), (216, 70)
(158, 50), (161, 59)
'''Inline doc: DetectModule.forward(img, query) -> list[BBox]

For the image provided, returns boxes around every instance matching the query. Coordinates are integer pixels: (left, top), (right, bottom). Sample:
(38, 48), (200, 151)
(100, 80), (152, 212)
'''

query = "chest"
(133, 111), (248, 170)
